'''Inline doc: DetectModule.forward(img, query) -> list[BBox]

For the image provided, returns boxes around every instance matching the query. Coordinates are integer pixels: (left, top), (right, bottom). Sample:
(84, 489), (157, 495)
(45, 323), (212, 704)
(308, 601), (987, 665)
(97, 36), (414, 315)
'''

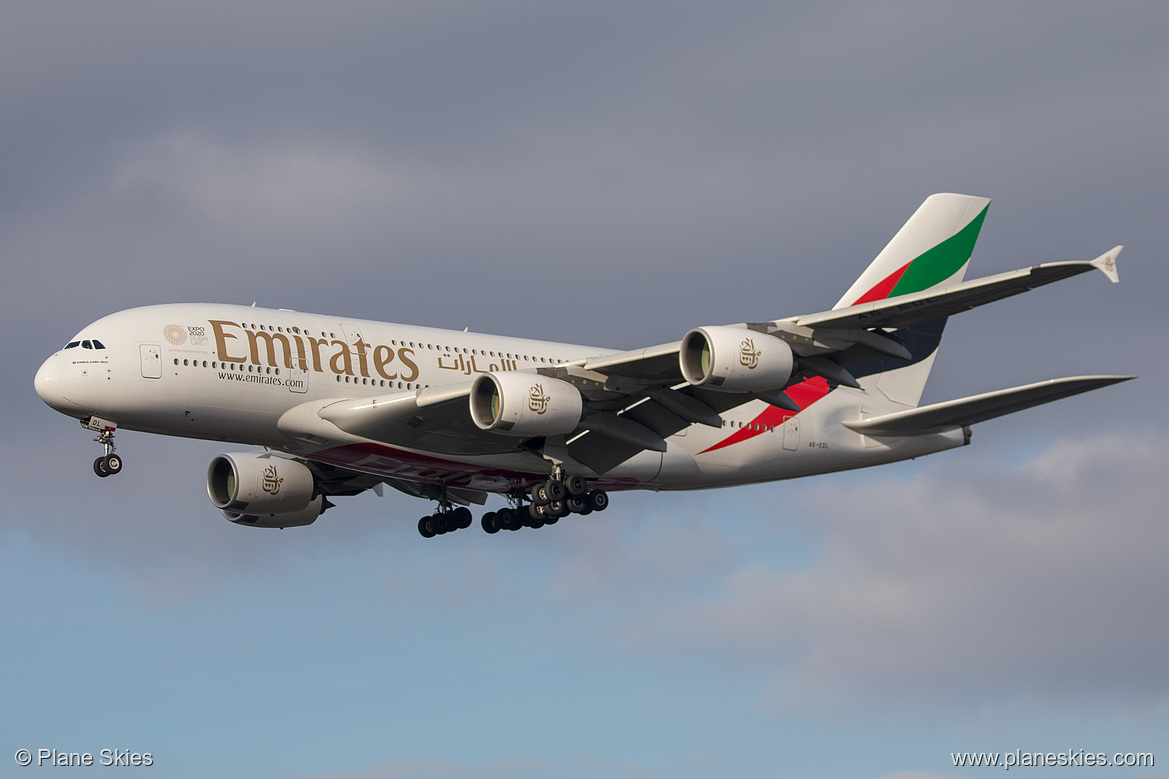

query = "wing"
(284, 346), (761, 477)
(788, 248), (1121, 331)
(276, 247), (1123, 480)
(744, 248), (1123, 389)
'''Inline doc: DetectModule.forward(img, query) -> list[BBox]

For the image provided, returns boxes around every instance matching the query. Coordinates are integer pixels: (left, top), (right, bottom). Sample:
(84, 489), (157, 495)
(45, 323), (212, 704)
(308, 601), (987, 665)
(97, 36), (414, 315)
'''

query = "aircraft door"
(782, 415), (800, 451)
(340, 322), (365, 349)
(140, 344), (162, 379)
(287, 366), (308, 393)
(340, 322), (368, 376)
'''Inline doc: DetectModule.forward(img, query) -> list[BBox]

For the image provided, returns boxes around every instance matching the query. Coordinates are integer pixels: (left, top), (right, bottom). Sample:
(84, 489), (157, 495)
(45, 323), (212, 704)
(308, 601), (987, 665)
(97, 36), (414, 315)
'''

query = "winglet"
(1091, 245), (1122, 283)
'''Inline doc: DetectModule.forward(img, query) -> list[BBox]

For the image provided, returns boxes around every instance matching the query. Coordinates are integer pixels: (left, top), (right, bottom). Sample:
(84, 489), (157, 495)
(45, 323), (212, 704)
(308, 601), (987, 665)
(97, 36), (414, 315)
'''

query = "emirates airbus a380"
(33, 194), (1131, 537)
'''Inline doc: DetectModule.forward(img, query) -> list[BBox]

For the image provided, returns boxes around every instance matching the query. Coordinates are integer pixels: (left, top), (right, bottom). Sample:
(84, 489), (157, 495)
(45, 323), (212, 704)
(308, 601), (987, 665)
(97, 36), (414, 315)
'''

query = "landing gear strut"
(90, 422), (123, 478)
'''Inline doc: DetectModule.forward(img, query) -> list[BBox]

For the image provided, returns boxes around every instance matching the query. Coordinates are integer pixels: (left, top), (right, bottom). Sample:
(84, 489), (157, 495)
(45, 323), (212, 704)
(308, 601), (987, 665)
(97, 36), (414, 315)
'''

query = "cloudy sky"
(3, 2), (1167, 777)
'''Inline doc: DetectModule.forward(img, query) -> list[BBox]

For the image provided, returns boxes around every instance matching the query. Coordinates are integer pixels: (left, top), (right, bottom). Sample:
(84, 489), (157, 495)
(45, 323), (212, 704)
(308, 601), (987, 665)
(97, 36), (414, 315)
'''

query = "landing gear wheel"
(452, 506), (472, 530)
(587, 490), (609, 512)
(432, 513), (450, 534)
(543, 479), (566, 502)
(548, 499), (569, 518)
(564, 474), (587, 496)
(418, 516), (437, 538)
(93, 457), (109, 477)
(481, 512), (500, 534)
(567, 495), (588, 514)
(103, 454), (122, 475)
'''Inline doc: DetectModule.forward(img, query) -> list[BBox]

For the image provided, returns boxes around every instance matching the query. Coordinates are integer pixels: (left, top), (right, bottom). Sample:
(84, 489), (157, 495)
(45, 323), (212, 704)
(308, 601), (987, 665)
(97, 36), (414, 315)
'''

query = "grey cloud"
(5, 0), (1164, 367)
(654, 433), (1169, 708)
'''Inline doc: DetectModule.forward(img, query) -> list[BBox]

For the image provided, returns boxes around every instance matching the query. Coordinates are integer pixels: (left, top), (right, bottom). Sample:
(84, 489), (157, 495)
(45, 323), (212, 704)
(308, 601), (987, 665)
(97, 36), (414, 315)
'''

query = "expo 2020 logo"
(163, 324), (187, 345)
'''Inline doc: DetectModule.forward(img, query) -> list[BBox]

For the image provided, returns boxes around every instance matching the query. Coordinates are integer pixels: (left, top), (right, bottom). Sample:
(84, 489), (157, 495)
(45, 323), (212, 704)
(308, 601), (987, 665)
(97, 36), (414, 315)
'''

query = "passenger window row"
(173, 358), (281, 375)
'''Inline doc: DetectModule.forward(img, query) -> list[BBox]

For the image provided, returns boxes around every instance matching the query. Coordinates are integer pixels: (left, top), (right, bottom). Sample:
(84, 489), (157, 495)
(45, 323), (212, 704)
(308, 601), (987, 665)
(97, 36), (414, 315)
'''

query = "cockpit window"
(65, 341), (80, 349)
(82, 340), (93, 349)
(91, 339), (106, 349)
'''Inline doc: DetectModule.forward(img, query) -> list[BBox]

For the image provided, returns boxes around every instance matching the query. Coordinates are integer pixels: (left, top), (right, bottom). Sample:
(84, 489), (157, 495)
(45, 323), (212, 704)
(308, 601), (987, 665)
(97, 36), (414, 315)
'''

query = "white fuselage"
(34, 303), (965, 495)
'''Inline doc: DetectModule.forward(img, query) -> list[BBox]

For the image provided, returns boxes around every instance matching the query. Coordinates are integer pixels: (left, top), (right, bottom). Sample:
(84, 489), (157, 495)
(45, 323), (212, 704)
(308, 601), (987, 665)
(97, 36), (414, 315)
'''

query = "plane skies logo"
(261, 464), (283, 495)
(739, 337), (761, 369)
(528, 383), (550, 415)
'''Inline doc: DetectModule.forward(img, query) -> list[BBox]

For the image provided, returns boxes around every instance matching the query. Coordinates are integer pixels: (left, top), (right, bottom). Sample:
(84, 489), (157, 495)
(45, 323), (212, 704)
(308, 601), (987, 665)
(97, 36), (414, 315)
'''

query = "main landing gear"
(517, 474), (608, 528)
(417, 473), (609, 538)
(417, 506), (473, 538)
(90, 424), (123, 478)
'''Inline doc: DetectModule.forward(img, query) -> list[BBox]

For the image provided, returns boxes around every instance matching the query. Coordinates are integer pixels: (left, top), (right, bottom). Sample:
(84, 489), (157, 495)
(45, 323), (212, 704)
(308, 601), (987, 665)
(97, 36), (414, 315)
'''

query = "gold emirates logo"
(739, 337), (761, 369)
(261, 464), (283, 495)
(208, 320), (420, 382)
(528, 383), (550, 415)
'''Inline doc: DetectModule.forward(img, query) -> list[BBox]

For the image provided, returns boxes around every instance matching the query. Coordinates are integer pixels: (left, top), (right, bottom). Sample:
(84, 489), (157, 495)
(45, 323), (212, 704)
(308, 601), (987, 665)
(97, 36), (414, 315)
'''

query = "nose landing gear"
(86, 417), (123, 478)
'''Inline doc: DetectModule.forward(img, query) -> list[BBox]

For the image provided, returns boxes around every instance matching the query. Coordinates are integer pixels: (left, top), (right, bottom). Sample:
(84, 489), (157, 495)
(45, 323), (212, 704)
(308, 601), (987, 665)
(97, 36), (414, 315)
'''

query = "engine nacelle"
(469, 372), (583, 437)
(680, 326), (794, 392)
(207, 453), (317, 523)
(221, 495), (324, 529)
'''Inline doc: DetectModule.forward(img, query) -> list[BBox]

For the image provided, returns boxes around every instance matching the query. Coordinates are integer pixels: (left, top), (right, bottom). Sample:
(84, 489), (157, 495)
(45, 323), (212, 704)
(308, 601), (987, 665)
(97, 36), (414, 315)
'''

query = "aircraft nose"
(34, 355), (60, 407)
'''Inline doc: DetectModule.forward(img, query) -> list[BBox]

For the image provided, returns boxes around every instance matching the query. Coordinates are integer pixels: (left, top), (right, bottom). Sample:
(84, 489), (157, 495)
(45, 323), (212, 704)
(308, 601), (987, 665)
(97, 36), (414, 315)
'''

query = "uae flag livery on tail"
(836, 194), (991, 309)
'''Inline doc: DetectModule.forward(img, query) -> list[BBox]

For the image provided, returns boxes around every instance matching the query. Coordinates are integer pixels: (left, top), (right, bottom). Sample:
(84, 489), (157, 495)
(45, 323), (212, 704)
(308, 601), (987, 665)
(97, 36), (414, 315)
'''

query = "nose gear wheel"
(90, 425), (124, 477)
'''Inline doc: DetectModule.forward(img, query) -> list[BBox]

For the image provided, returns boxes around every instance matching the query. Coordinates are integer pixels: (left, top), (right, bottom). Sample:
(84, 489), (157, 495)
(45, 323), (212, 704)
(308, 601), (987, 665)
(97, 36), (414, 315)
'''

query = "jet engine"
(469, 372), (583, 436)
(207, 453), (322, 528)
(680, 326), (794, 392)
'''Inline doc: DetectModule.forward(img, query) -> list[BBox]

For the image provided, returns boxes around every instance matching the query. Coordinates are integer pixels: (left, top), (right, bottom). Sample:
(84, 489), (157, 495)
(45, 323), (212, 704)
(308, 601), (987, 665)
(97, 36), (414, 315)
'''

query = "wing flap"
(844, 375), (1134, 436)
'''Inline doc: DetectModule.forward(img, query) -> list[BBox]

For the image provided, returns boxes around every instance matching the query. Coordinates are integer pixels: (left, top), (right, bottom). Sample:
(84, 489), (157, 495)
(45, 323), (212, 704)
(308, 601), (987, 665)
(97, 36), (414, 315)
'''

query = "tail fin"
(839, 194), (990, 407)
(835, 193), (990, 309)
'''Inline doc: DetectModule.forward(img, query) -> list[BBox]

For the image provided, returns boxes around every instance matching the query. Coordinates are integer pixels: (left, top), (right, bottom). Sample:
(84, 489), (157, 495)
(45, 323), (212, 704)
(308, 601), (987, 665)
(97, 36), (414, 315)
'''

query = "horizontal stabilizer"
(844, 375), (1134, 436)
